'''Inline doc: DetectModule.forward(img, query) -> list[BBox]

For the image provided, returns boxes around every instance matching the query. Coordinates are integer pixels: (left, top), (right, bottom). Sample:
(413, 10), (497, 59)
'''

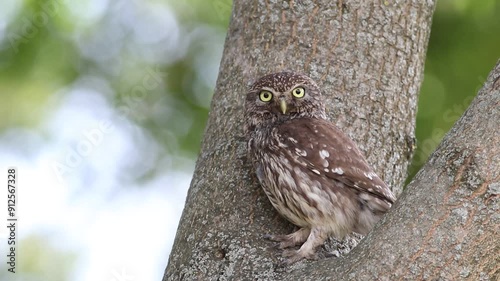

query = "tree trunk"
(165, 0), (438, 279)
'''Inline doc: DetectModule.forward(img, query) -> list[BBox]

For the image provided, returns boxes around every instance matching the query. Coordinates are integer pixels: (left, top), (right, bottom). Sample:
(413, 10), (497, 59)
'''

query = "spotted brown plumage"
(244, 71), (396, 264)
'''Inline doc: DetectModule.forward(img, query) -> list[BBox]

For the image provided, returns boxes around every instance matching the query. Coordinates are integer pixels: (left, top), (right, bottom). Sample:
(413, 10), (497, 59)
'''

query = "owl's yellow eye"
(259, 91), (273, 102)
(291, 87), (305, 98)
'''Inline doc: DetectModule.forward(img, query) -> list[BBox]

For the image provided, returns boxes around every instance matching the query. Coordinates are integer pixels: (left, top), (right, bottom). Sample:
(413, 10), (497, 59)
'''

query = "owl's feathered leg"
(264, 227), (310, 249)
(282, 227), (328, 264)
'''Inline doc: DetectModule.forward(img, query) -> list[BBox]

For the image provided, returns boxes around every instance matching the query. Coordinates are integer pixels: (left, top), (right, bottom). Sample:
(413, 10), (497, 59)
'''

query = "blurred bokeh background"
(0, 0), (498, 280)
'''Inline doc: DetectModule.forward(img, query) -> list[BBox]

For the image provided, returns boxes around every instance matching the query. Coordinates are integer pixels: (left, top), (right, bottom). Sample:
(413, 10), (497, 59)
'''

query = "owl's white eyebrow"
(290, 83), (305, 90)
(261, 87), (276, 92)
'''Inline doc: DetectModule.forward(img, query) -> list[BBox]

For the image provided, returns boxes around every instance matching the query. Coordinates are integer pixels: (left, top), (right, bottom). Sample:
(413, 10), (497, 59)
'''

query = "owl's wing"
(277, 118), (396, 205)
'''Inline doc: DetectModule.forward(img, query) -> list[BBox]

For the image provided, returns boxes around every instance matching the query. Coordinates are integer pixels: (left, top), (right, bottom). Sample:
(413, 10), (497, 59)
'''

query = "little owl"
(244, 71), (396, 264)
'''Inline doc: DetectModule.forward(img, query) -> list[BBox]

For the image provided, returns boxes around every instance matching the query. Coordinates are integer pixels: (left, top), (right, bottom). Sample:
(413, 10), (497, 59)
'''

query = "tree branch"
(285, 60), (500, 280)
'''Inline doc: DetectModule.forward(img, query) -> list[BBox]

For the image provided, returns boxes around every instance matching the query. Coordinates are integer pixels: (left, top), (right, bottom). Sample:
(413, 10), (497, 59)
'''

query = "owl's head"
(244, 72), (326, 133)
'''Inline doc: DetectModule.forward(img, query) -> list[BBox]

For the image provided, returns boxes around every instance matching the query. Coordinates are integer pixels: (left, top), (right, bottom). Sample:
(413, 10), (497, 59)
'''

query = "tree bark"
(165, 0), (437, 280)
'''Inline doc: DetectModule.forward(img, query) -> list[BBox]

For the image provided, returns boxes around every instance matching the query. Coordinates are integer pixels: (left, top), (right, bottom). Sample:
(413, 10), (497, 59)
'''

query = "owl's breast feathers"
(248, 117), (395, 229)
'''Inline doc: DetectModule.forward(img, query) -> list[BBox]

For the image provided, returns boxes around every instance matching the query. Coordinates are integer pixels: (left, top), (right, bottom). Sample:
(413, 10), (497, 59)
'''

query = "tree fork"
(165, 1), (437, 279)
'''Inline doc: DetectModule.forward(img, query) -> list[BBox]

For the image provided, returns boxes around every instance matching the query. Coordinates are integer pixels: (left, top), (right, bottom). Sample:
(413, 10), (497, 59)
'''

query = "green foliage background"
(0, 0), (498, 279)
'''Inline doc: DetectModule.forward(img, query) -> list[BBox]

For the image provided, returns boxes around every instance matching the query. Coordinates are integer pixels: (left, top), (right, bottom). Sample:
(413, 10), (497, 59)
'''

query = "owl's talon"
(263, 234), (274, 240)
(281, 249), (318, 265)
(324, 250), (340, 258)
(279, 241), (296, 249)
(264, 235), (304, 249)
(282, 249), (298, 258)
(263, 233), (287, 242)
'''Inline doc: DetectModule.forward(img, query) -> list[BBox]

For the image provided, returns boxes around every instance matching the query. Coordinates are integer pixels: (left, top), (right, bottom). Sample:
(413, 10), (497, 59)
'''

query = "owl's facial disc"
(245, 72), (328, 130)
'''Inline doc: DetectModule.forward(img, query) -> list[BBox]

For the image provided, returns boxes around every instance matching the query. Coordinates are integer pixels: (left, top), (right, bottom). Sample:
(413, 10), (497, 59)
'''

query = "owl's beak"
(280, 99), (287, 114)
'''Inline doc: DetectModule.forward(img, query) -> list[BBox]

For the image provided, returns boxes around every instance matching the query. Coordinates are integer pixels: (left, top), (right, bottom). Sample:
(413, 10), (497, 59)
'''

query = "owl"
(244, 72), (396, 264)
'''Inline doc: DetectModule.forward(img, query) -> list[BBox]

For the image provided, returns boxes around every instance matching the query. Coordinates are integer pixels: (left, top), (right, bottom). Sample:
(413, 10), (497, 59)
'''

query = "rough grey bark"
(165, 0), (436, 280)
